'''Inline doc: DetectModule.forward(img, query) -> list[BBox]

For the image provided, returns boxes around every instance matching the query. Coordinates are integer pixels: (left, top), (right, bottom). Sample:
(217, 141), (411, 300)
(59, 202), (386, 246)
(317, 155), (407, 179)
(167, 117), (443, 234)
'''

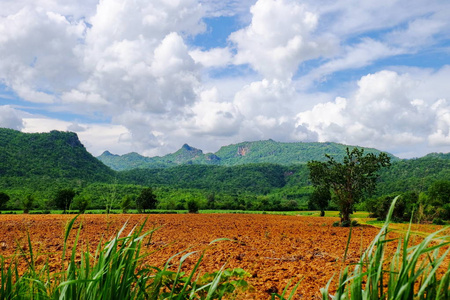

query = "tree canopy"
(308, 148), (391, 224)
(54, 189), (77, 213)
(136, 187), (157, 213)
(0, 192), (10, 210)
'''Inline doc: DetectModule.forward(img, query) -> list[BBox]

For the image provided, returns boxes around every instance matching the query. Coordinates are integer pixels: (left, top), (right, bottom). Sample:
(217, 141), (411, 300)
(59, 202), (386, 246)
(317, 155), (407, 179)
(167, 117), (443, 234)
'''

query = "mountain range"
(98, 139), (400, 171)
(1, 128), (450, 209)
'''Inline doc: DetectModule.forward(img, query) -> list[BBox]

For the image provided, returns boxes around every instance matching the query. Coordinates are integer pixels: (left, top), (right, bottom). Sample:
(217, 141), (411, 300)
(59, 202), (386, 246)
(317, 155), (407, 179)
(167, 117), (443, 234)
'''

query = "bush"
(340, 220), (351, 227)
(187, 199), (199, 213)
(351, 220), (359, 227)
(332, 221), (340, 227)
(432, 218), (445, 225)
(22, 194), (35, 214)
(73, 196), (90, 213)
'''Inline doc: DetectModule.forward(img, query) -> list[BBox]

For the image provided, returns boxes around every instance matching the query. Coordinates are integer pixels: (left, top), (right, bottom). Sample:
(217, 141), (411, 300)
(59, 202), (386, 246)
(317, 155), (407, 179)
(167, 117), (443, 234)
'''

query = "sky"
(1, 0), (450, 159)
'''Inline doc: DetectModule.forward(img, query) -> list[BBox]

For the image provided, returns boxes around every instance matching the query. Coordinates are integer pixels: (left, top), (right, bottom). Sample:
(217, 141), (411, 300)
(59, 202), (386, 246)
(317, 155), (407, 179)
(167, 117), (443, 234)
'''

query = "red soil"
(0, 213), (396, 299)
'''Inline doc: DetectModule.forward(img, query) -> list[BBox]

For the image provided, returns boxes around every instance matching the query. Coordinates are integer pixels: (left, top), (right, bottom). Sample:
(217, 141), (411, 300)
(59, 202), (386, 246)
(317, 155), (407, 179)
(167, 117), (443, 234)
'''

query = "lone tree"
(308, 148), (390, 224)
(136, 187), (157, 213)
(54, 189), (77, 213)
(308, 186), (331, 217)
(0, 192), (10, 210)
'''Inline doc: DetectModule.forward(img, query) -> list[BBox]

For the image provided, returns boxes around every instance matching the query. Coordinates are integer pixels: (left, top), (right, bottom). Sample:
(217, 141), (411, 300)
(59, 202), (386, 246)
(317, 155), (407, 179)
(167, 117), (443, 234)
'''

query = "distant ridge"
(98, 139), (400, 171)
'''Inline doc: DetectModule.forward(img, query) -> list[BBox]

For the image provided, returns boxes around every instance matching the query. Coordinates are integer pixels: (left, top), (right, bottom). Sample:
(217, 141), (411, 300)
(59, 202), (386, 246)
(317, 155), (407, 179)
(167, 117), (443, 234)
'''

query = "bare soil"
(0, 213), (433, 299)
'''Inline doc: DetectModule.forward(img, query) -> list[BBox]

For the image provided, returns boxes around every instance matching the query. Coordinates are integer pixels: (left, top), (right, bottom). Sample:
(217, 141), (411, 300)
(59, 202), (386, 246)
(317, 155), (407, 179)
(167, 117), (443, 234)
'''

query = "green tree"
(73, 195), (90, 214)
(0, 192), (10, 210)
(309, 187), (331, 217)
(308, 148), (390, 224)
(187, 199), (199, 213)
(120, 195), (135, 213)
(428, 180), (450, 206)
(54, 189), (77, 213)
(136, 187), (157, 213)
(207, 192), (216, 209)
(23, 194), (35, 214)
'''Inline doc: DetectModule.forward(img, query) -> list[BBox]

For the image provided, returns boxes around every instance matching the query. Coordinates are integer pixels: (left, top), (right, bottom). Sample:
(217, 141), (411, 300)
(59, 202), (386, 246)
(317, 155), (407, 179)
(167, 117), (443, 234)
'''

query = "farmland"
(0, 212), (427, 299)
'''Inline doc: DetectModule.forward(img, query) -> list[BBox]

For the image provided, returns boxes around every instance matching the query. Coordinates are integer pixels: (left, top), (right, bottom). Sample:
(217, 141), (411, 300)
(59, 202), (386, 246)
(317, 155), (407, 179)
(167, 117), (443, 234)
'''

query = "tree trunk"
(340, 205), (351, 223)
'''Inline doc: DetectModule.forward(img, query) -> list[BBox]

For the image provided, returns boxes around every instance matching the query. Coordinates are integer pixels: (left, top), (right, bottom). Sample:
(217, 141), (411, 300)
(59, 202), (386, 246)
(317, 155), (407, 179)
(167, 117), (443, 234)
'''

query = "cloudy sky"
(1, 0), (450, 158)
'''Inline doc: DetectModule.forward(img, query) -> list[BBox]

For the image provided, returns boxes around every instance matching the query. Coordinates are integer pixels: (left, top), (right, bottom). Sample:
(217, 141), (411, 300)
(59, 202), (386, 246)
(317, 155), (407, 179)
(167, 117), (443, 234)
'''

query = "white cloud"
(297, 69), (450, 157)
(2, 0), (450, 159)
(189, 48), (233, 68)
(307, 39), (402, 83)
(0, 105), (24, 130)
(229, 0), (334, 80)
(187, 87), (242, 136)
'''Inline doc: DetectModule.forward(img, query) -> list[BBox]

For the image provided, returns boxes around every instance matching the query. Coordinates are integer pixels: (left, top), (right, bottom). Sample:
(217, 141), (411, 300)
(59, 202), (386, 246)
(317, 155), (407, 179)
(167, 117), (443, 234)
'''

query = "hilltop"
(98, 139), (399, 171)
(0, 128), (114, 181)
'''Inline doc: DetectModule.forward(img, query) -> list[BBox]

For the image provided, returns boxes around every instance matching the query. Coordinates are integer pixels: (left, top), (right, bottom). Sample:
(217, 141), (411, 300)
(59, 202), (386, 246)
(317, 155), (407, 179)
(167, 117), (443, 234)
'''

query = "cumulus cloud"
(0, 106), (24, 130)
(0, 7), (85, 102)
(229, 0), (334, 80)
(297, 69), (450, 156)
(2, 0), (450, 158)
(189, 48), (233, 68)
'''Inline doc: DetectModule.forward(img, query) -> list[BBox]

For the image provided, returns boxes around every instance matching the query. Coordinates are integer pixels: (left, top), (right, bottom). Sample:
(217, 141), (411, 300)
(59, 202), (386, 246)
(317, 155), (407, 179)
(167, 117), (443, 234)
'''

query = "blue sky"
(1, 0), (450, 158)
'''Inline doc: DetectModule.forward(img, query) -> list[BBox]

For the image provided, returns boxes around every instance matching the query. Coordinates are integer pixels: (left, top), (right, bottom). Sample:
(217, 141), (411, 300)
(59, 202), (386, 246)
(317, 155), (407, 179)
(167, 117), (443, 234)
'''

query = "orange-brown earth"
(0, 213), (445, 299)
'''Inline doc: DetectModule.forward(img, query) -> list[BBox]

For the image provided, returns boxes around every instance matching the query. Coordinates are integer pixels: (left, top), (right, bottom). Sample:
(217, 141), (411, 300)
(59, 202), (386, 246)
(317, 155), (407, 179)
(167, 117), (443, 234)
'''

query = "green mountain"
(0, 128), (114, 181)
(98, 139), (399, 171)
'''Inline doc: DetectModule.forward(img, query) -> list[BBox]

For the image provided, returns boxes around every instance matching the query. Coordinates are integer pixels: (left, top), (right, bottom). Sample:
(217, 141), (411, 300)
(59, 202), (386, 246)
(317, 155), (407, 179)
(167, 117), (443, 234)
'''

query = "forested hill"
(0, 128), (114, 181)
(98, 139), (399, 171)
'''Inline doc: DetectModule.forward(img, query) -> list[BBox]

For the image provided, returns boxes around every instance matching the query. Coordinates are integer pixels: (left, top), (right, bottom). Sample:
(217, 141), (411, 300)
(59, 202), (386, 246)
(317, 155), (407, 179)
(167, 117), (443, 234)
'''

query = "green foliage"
(308, 187), (330, 216)
(0, 192), (10, 210)
(366, 191), (419, 222)
(376, 153), (450, 196)
(187, 199), (199, 213)
(120, 195), (135, 213)
(308, 148), (390, 223)
(72, 195), (90, 213)
(54, 189), (77, 213)
(22, 194), (34, 214)
(136, 187), (157, 213)
(0, 128), (115, 181)
(428, 180), (450, 206)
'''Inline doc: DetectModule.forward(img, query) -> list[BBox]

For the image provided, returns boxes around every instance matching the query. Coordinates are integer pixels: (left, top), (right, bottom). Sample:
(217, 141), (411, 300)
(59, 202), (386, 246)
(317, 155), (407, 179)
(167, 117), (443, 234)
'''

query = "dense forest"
(0, 128), (449, 221)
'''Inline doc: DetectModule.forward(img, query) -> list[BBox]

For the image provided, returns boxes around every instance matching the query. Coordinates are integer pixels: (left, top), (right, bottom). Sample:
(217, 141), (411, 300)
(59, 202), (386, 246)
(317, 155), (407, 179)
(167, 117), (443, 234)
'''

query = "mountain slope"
(0, 128), (114, 181)
(98, 139), (399, 171)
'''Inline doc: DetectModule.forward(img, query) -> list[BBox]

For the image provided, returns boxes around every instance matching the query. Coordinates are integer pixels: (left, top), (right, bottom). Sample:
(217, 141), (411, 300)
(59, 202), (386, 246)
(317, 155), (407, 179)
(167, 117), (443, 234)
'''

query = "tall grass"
(321, 196), (450, 300)
(0, 216), (248, 299)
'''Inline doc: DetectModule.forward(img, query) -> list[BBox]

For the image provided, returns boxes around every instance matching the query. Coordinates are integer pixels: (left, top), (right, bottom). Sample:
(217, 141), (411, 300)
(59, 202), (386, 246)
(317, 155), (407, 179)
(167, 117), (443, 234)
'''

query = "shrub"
(340, 220), (351, 227)
(351, 220), (359, 227)
(187, 199), (199, 213)
(22, 194), (34, 214)
(332, 221), (340, 227)
(432, 218), (445, 225)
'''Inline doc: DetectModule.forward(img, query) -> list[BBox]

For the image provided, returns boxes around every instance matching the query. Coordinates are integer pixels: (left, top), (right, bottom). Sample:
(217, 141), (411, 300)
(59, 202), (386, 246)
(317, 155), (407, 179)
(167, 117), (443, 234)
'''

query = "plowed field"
(0, 213), (411, 298)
